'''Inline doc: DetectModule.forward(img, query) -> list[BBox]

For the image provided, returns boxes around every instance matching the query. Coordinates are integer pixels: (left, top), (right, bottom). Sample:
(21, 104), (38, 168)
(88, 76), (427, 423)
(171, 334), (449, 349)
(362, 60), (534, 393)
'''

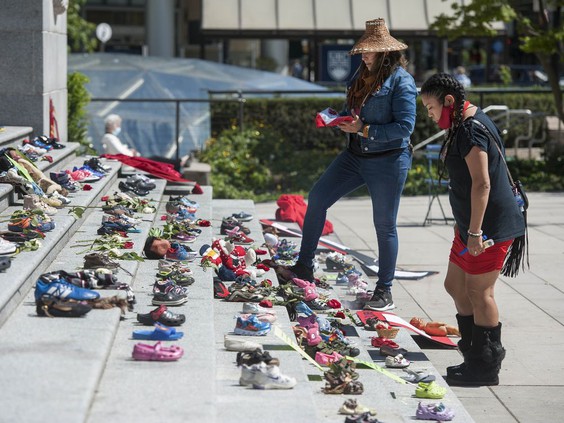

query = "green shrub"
(68, 72), (96, 155)
(206, 92), (563, 199)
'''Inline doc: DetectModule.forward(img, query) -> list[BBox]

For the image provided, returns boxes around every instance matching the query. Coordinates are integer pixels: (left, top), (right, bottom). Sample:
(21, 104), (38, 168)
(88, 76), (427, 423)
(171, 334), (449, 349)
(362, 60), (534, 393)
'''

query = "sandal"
(385, 354), (410, 368)
(338, 398), (377, 416)
(136, 305), (186, 326)
(36, 298), (92, 317)
(132, 342), (184, 361)
(343, 380), (364, 395)
(132, 323), (184, 340)
(401, 369), (436, 383)
(415, 381), (447, 399)
(323, 381), (348, 394)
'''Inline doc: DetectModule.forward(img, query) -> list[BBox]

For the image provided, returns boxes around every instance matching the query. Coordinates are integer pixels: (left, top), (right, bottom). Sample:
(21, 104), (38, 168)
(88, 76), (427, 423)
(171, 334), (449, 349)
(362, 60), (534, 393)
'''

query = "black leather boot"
(446, 314), (474, 377)
(447, 323), (505, 386)
(289, 261), (314, 282)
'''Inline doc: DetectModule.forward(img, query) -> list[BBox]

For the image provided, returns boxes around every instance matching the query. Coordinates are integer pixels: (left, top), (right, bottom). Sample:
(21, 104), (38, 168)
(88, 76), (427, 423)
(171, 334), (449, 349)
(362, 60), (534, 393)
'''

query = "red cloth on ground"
(275, 194), (333, 235)
(101, 154), (203, 194)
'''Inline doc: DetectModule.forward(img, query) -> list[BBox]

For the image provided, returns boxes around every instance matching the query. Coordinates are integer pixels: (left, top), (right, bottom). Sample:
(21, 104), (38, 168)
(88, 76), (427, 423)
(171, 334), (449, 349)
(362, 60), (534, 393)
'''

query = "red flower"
(82, 184), (93, 191)
(101, 195), (109, 202)
(123, 241), (134, 249)
(334, 311), (346, 319)
(327, 299), (342, 309)
(259, 299), (273, 308)
(260, 279), (273, 287)
(197, 219), (211, 227)
(160, 215), (168, 221)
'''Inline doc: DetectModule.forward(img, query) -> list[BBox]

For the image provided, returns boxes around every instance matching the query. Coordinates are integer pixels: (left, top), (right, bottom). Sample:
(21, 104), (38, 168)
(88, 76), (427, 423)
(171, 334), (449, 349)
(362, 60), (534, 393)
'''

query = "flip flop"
(401, 369), (436, 383)
(132, 342), (184, 361)
(132, 323), (184, 340)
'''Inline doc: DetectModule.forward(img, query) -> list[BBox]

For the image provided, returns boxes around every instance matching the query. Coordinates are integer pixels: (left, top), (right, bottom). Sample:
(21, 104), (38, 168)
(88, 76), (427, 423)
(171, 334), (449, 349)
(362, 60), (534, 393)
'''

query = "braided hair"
(420, 73), (467, 160)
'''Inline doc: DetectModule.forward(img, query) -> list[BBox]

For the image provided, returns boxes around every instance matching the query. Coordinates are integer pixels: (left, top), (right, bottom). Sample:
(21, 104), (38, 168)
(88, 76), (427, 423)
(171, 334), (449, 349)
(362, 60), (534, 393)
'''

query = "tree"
(431, 0), (563, 122)
(67, 0), (98, 53)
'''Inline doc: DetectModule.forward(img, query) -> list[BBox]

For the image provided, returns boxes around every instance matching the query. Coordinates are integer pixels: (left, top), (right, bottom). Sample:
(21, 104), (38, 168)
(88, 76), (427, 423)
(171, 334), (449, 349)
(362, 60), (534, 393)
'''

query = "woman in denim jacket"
(290, 19), (417, 311)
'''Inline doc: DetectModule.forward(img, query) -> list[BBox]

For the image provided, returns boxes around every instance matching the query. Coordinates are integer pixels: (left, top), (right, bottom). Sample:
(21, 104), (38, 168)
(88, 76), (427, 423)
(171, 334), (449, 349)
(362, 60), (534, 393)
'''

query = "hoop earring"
(382, 58), (390, 67)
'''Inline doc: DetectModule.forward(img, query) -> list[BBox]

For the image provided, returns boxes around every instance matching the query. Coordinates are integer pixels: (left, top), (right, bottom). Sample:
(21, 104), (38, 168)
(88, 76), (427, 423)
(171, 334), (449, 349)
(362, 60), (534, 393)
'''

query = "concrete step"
(0, 157), (122, 326)
(0, 126), (33, 146)
(0, 176), (168, 423)
(87, 185), (214, 423)
(212, 199), (320, 422)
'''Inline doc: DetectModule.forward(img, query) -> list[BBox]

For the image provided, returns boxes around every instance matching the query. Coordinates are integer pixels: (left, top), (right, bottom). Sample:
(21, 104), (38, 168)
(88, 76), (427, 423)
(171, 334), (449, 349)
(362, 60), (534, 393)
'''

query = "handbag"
(471, 119), (529, 212)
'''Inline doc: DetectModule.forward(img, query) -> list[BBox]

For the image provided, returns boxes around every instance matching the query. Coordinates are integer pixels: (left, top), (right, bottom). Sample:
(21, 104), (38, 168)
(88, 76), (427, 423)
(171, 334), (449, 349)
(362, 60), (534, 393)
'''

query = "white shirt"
(101, 133), (135, 156)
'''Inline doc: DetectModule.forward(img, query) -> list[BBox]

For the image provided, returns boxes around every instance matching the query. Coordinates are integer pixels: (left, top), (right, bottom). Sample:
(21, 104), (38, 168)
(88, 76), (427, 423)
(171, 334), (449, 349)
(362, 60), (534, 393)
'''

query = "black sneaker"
(289, 261), (314, 282)
(363, 288), (395, 311)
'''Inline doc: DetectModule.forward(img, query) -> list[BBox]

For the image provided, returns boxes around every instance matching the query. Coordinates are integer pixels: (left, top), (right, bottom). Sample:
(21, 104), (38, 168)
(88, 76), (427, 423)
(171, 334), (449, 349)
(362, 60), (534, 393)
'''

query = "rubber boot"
(446, 314), (474, 377)
(447, 323), (505, 386)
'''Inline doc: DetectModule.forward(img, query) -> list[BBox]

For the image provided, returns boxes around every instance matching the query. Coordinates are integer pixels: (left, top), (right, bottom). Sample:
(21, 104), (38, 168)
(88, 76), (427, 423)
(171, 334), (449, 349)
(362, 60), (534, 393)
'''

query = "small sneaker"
(0, 237), (17, 255)
(165, 243), (197, 261)
(239, 362), (266, 386)
(242, 302), (277, 315)
(252, 363), (297, 389)
(363, 287), (395, 311)
(35, 278), (100, 302)
(231, 211), (253, 222)
(239, 312), (277, 324)
(234, 314), (271, 336)
(236, 348), (280, 367)
(224, 334), (262, 352)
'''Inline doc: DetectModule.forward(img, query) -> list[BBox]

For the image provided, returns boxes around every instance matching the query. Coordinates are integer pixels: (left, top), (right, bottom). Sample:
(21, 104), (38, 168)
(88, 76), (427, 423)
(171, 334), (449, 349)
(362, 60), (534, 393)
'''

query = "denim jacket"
(344, 67), (417, 154)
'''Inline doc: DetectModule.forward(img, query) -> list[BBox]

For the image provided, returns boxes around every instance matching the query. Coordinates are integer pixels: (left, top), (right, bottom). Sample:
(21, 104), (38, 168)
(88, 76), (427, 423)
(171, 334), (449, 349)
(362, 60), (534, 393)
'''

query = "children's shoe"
(415, 402), (454, 421)
(224, 335), (262, 352)
(415, 381), (447, 399)
(165, 243), (197, 261)
(242, 302), (277, 315)
(34, 278), (100, 302)
(231, 211), (253, 222)
(234, 314), (271, 336)
(0, 237), (18, 255)
(315, 351), (343, 366)
(252, 364), (297, 390)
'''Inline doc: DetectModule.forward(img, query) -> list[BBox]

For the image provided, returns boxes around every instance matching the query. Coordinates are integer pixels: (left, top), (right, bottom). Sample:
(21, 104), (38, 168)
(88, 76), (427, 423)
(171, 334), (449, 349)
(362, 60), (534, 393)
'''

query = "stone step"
(0, 176), (169, 423)
(212, 199), (320, 422)
(87, 185), (215, 423)
(0, 157), (122, 326)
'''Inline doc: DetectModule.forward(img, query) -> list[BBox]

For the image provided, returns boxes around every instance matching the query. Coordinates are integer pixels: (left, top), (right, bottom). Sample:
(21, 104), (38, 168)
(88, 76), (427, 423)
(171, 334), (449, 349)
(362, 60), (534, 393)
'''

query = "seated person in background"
(102, 114), (138, 156)
(453, 66), (472, 88)
(101, 114), (190, 171)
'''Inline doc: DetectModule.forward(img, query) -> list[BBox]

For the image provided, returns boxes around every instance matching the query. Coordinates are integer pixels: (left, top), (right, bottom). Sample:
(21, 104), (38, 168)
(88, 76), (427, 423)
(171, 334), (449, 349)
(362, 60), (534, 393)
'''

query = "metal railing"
(91, 87), (555, 159)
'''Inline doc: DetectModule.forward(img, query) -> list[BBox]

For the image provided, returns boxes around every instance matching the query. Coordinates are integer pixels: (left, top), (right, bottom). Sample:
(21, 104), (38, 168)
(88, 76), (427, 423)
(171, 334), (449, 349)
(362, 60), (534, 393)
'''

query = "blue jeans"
(298, 148), (412, 289)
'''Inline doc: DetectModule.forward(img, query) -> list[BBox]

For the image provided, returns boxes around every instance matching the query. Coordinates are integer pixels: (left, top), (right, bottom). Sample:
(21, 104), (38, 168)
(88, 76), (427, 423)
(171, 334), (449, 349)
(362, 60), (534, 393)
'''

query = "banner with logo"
(319, 45), (361, 83)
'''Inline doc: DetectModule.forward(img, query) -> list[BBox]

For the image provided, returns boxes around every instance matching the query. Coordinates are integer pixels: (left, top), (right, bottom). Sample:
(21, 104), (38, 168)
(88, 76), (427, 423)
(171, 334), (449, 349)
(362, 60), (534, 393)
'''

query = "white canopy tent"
(68, 53), (329, 158)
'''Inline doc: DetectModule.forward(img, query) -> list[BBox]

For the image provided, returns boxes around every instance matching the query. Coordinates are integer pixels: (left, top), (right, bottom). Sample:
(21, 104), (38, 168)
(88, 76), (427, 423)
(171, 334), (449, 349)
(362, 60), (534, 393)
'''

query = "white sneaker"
(252, 364), (297, 389)
(242, 302), (277, 316)
(0, 237), (17, 255)
(23, 195), (58, 216)
(224, 334), (262, 352)
(239, 362), (266, 386)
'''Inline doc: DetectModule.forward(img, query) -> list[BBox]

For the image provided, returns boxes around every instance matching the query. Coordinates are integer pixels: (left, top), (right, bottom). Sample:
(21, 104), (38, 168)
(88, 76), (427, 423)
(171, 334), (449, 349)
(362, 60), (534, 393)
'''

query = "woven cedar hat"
(350, 18), (407, 55)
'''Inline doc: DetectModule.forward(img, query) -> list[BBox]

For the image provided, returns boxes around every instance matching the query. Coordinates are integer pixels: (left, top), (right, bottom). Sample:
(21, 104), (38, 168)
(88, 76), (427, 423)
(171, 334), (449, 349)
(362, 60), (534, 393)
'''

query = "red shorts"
(449, 230), (513, 275)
